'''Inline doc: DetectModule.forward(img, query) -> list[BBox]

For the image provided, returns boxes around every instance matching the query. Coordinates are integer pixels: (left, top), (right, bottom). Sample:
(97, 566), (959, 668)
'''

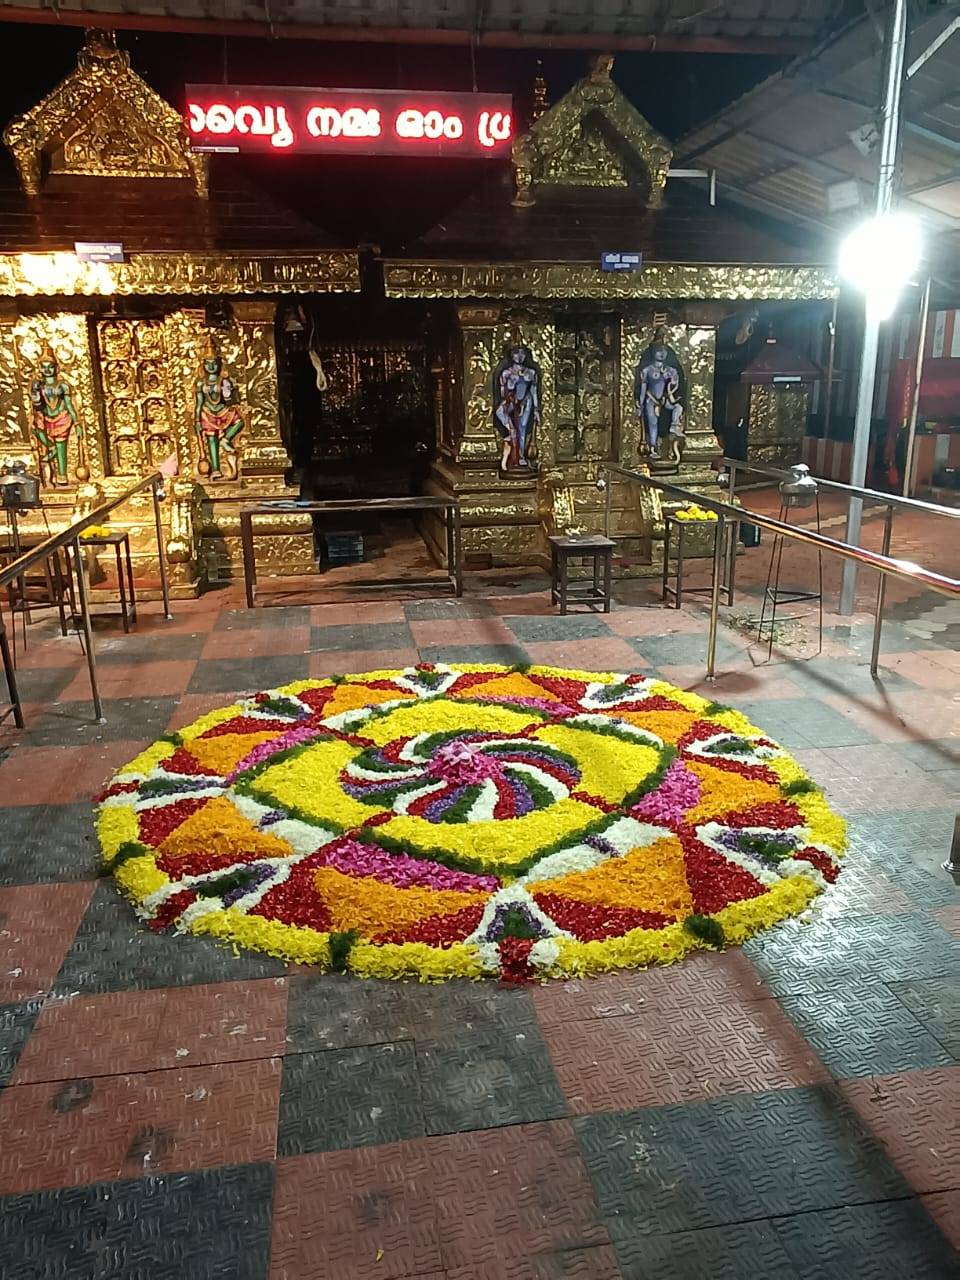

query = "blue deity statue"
(493, 344), (540, 473)
(635, 331), (685, 462)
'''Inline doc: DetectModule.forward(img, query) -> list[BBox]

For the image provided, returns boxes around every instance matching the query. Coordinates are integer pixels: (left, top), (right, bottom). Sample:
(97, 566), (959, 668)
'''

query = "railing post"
(72, 535), (104, 723)
(0, 606), (24, 728)
(943, 814), (960, 885)
(870, 503), (895, 677)
(706, 513), (725, 680)
(152, 477), (173, 621)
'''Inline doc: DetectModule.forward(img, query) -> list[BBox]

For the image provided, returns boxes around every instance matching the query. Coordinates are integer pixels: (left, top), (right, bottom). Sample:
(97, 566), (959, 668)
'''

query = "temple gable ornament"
(512, 54), (671, 208)
(3, 29), (208, 197)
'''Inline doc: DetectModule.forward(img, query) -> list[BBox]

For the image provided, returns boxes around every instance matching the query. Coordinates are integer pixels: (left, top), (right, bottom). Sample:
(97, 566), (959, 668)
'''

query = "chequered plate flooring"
(1, 522), (958, 1278)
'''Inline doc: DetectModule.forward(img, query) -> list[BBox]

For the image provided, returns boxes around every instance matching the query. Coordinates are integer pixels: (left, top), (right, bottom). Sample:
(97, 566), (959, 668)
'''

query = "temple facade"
(0, 32), (836, 594)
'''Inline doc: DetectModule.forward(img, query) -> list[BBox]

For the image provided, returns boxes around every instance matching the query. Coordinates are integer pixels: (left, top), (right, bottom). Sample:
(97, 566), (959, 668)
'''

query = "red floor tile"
(0, 742), (147, 805)
(524, 638), (643, 672)
(311, 601), (408, 626)
(532, 949), (770, 1026)
(839, 1068), (960, 1195)
(166, 692), (248, 731)
(430, 1121), (610, 1271)
(486, 594), (553, 616)
(13, 978), (288, 1083)
(408, 618), (516, 648)
(309, 648), (419, 678)
(271, 1142), (442, 1280)
(59, 660), (197, 703)
(541, 994), (827, 1113)
(0, 1057), (281, 1194)
(922, 1191), (960, 1251)
(201, 628), (311, 660)
(0, 882), (94, 1000)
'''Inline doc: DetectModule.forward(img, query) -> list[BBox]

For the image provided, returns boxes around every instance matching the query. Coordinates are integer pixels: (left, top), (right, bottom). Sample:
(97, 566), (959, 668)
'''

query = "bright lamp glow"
(839, 212), (923, 320)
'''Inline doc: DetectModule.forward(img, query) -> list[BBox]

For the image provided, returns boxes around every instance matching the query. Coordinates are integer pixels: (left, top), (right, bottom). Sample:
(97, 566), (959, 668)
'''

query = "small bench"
(549, 534), (615, 615)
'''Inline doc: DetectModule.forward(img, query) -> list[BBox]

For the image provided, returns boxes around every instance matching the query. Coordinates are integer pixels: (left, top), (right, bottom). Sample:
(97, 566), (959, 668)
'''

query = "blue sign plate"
(601, 251), (642, 272)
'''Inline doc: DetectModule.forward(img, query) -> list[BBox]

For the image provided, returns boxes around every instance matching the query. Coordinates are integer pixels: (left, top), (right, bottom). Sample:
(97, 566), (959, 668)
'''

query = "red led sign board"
(185, 86), (513, 157)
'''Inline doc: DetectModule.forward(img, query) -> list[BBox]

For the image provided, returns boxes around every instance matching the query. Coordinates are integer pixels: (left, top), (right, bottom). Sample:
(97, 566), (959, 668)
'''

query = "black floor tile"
(187, 655), (310, 695)
(774, 1199), (960, 1279)
(404, 598), (496, 620)
(92, 632), (207, 665)
(899, 739), (960, 772)
(888, 976), (960, 1057)
(20, 697), (180, 746)
(0, 999), (41, 1090)
(716, 698), (880, 748)
(575, 1086), (909, 1238)
(7, 666), (83, 703)
(744, 912), (960, 994)
(615, 1219), (798, 1280)
(0, 1163), (274, 1280)
(847, 810), (960, 901)
(213, 606), (311, 632)
(54, 881), (287, 995)
(418, 644), (529, 666)
(778, 982), (955, 1077)
(417, 1018), (566, 1136)
(504, 614), (613, 643)
(0, 804), (97, 885)
(629, 632), (743, 669)
(285, 973), (416, 1053)
(278, 1043), (423, 1155)
(309, 621), (414, 652)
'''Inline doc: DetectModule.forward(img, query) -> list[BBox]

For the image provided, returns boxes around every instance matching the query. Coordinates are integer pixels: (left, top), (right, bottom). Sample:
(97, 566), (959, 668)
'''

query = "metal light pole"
(839, 0), (910, 615)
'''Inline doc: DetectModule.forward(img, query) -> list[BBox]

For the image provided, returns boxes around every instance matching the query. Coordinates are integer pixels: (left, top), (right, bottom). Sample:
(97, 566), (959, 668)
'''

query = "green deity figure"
(30, 343), (83, 486)
(194, 335), (244, 481)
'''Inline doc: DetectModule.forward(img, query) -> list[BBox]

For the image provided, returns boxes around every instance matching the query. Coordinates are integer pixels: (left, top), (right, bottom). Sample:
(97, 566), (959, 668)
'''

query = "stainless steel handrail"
(604, 463), (960, 680)
(718, 456), (960, 519)
(718, 455), (959, 670)
(0, 472), (173, 725)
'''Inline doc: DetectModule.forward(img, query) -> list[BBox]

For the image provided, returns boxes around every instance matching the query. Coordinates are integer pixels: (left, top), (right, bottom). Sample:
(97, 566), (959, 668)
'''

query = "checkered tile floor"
(1, 558), (958, 1279)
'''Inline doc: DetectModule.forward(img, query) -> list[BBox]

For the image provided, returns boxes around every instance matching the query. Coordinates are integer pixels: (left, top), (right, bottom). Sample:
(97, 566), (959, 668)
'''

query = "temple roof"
(412, 171), (829, 265)
(0, 160), (344, 255)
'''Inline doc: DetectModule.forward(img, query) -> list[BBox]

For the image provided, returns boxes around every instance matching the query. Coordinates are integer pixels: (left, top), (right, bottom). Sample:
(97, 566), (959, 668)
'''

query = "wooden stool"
(77, 530), (137, 633)
(662, 515), (735, 609)
(549, 534), (614, 615)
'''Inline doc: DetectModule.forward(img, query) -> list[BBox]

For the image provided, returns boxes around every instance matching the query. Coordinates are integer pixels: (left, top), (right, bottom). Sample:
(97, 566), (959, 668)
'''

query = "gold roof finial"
(38, 341), (57, 365)
(531, 62), (548, 123)
(203, 333), (219, 360)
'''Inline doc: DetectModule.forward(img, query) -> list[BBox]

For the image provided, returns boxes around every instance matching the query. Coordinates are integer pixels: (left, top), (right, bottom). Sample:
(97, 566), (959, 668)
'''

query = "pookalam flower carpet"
(97, 663), (845, 983)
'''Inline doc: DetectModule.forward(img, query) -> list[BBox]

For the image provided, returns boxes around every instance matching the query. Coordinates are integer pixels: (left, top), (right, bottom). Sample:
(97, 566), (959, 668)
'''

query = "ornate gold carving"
(747, 385), (808, 467)
(511, 54), (671, 208)
(96, 319), (178, 475)
(0, 253), (360, 299)
(0, 322), (30, 458)
(3, 30), (208, 197)
(385, 262), (838, 302)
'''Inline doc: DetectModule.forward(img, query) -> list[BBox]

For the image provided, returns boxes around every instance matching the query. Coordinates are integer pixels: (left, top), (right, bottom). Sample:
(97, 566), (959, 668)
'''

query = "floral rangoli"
(98, 664), (845, 983)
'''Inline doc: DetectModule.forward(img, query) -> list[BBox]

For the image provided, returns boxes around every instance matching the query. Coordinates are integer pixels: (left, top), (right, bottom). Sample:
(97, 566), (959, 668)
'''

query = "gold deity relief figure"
(29, 342), (89, 486)
(194, 334), (244, 480)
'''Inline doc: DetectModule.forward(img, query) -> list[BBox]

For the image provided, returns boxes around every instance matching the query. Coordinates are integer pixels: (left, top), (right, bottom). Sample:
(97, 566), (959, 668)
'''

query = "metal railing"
(604, 463), (960, 680)
(0, 473), (172, 726)
(719, 456), (960, 672)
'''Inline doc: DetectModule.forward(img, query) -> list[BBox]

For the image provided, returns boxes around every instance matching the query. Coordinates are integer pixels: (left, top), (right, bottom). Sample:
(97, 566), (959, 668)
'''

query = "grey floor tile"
(615, 1219), (798, 1280)
(888, 976), (960, 1057)
(779, 982), (955, 1077)
(285, 973), (416, 1052)
(0, 1163), (274, 1279)
(0, 804), (97, 885)
(418, 1019), (566, 1136)
(404, 598), (496, 620)
(418, 644), (529, 666)
(54, 881), (287, 995)
(774, 1200), (960, 1279)
(187, 655), (310, 694)
(278, 1043), (424, 1154)
(310, 621), (413, 652)
(0, 999), (41, 1090)
(575, 1086), (909, 1238)
(214, 606), (311, 631)
(504, 614), (613, 643)
(20, 697), (180, 746)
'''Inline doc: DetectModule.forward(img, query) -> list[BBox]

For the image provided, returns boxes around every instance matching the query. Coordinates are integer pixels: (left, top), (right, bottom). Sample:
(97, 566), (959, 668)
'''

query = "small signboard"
(600, 252), (642, 272)
(185, 87), (513, 157)
(75, 242), (124, 263)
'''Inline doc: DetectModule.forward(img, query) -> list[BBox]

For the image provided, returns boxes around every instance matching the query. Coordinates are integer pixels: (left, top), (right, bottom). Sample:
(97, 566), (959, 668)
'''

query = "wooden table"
(549, 534), (615, 615)
(240, 495), (463, 608)
(77, 530), (137, 632)
(661, 515), (735, 609)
